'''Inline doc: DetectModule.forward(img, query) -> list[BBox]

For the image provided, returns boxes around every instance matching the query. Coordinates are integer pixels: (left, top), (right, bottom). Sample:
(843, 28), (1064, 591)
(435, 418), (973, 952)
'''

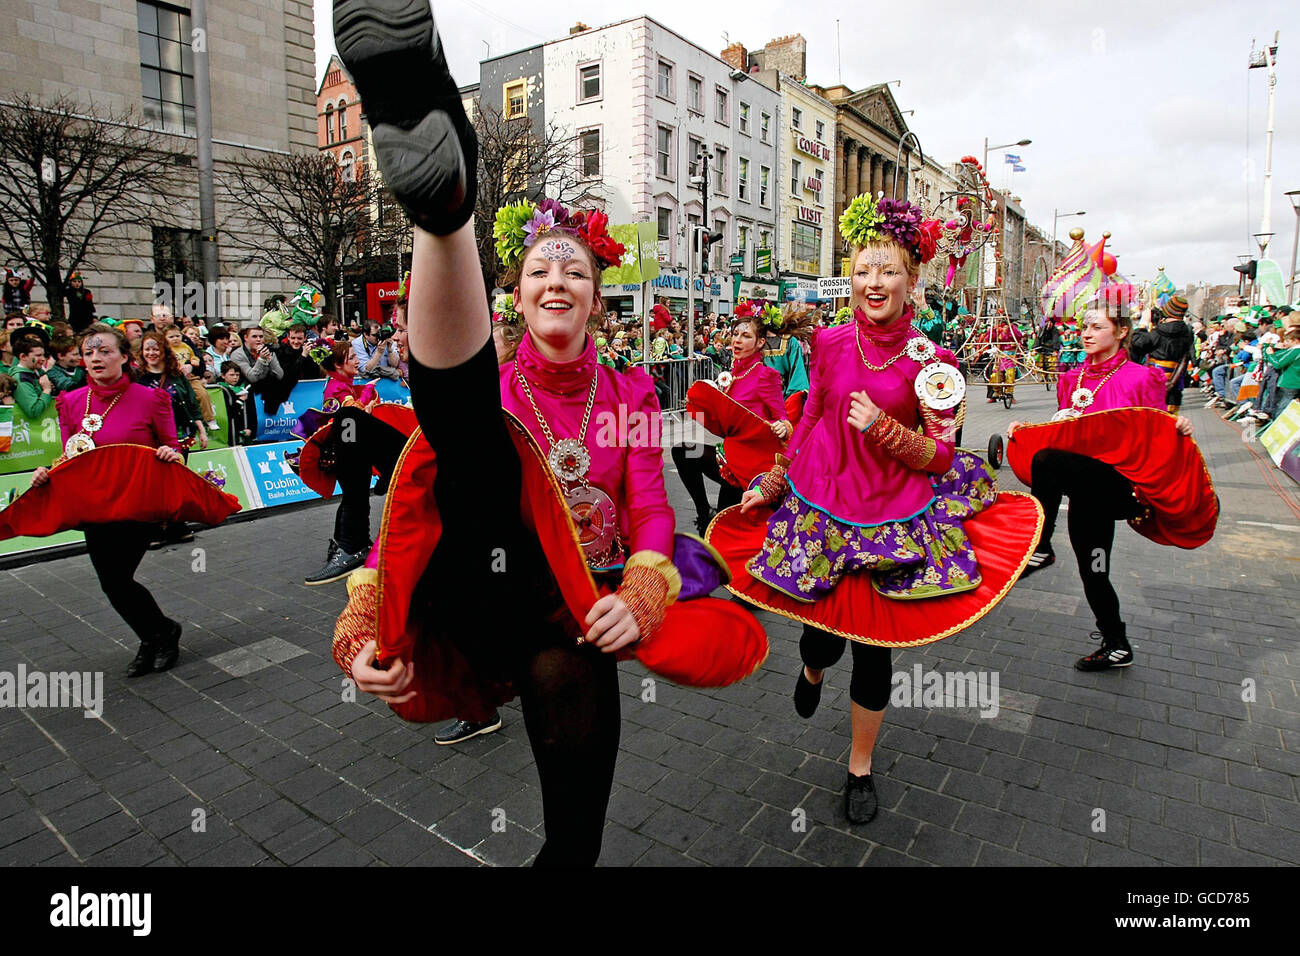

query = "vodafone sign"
(366, 281), (400, 320)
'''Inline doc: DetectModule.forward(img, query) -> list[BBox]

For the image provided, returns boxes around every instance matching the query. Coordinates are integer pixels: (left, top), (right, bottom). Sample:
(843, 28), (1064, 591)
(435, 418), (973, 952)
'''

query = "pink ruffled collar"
(515, 330), (597, 395)
(854, 305), (917, 349)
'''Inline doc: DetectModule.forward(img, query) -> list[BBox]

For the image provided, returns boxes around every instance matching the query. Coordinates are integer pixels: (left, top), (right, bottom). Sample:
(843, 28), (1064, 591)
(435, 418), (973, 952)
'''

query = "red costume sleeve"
(56, 392), (74, 447)
(756, 366), (786, 422)
(622, 369), (675, 557)
(150, 387), (179, 448)
(787, 330), (825, 455)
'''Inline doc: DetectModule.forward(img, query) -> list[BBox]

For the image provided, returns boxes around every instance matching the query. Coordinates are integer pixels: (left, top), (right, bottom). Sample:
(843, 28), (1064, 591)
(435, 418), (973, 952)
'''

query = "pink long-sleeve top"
(56, 376), (178, 451)
(1056, 349), (1165, 413)
(724, 352), (786, 422)
(502, 331), (675, 557)
(786, 308), (957, 526)
(323, 372), (378, 407)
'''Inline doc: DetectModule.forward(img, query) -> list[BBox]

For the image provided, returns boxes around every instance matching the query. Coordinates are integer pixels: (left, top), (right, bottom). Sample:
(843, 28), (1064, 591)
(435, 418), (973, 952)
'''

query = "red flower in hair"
(577, 209), (625, 269)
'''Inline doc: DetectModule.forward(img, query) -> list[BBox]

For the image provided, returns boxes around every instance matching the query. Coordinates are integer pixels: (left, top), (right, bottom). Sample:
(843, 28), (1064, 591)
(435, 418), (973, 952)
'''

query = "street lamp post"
(977, 137), (1031, 316)
(1051, 209), (1085, 273)
(1286, 189), (1300, 303)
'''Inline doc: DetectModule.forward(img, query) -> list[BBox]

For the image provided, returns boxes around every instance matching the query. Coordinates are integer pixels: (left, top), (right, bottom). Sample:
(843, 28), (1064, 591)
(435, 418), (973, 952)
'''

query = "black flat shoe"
(1017, 549), (1055, 579)
(333, 0), (476, 235)
(125, 643), (157, 678)
(844, 772), (878, 824)
(793, 667), (823, 719)
(154, 620), (182, 673)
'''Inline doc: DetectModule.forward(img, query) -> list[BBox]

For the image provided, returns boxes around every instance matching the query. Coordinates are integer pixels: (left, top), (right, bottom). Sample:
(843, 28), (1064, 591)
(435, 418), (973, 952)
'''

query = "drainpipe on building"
(192, 0), (219, 318)
(773, 95), (782, 300)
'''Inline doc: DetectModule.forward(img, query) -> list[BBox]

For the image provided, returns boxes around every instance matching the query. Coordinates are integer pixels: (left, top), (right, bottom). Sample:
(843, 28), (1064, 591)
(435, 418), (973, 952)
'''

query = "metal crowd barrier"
(640, 356), (717, 414)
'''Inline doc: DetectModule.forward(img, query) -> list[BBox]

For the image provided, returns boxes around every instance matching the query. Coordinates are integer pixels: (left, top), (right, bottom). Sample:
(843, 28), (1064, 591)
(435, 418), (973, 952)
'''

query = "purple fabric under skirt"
(746, 451), (997, 603)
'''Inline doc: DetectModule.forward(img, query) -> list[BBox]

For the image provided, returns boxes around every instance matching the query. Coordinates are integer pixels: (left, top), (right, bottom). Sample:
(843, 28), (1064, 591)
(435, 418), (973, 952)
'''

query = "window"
(760, 111), (770, 143)
(759, 165), (770, 207)
(793, 223), (822, 275)
(580, 128), (601, 178)
(656, 125), (673, 178)
(137, 1), (196, 133)
(713, 219), (727, 271)
(739, 102), (750, 135)
(815, 119), (825, 141)
(760, 230), (771, 251)
(738, 157), (749, 201)
(657, 59), (674, 99)
(688, 74), (702, 113)
(657, 208), (672, 242)
(739, 225), (749, 253)
(338, 99), (347, 140)
(713, 146), (727, 194)
(812, 167), (824, 204)
(688, 137), (703, 178)
(791, 107), (802, 130)
(579, 62), (601, 101)
(791, 158), (801, 194)
(340, 150), (355, 182)
(504, 80), (525, 119)
(324, 104), (335, 144)
(715, 87), (728, 125)
(152, 226), (201, 290)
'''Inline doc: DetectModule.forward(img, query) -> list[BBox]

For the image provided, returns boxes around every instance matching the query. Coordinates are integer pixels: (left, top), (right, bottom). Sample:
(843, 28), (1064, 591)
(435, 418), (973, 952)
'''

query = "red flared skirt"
(1006, 407), (1218, 549)
(707, 490), (1043, 647)
(349, 412), (768, 724)
(685, 381), (784, 487)
(0, 443), (241, 540)
(297, 403), (417, 499)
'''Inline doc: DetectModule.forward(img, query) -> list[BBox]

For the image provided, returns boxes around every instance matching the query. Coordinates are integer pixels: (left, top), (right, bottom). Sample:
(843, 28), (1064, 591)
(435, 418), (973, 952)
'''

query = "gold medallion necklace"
(64, 386), (125, 457)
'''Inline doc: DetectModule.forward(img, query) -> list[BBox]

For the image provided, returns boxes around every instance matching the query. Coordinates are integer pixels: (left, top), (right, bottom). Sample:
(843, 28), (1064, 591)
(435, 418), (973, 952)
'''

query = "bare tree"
(473, 104), (603, 285)
(220, 152), (389, 317)
(0, 94), (179, 323)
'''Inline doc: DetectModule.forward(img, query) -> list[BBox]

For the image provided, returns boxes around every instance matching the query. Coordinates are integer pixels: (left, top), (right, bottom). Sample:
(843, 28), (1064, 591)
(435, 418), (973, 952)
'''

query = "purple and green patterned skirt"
(746, 452), (997, 603)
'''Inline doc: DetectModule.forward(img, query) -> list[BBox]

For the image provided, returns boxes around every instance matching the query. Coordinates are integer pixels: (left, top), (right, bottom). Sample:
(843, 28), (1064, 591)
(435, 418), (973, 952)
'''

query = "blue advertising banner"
(242, 441), (324, 508)
(249, 377), (411, 443)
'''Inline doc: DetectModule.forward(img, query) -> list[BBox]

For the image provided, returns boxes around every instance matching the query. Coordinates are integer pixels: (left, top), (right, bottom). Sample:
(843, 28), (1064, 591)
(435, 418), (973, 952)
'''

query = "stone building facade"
(2, 0), (316, 320)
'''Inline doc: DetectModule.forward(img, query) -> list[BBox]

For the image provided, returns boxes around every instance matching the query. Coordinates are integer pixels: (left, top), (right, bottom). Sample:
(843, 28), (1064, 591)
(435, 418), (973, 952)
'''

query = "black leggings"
(82, 522), (171, 645)
(670, 443), (743, 520)
(800, 625), (892, 711)
(330, 407), (408, 553)
(1030, 449), (1140, 638)
(409, 339), (620, 867)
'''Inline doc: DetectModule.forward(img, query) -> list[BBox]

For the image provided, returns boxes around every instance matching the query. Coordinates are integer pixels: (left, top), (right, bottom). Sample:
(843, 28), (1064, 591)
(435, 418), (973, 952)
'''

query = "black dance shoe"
(1075, 630), (1133, 671)
(125, 643), (157, 678)
(1018, 547), (1055, 579)
(154, 620), (182, 673)
(694, 509), (716, 537)
(303, 539), (370, 586)
(433, 713), (503, 745)
(844, 772), (879, 824)
(333, 0), (477, 235)
(793, 667), (823, 719)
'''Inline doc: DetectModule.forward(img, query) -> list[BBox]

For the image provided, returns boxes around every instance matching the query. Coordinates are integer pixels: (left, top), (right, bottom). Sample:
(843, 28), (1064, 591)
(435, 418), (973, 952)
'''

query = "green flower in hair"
(839, 193), (884, 248)
(494, 201), (536, 270)
(761, 303), (783, 328)
(832, 306), (853, 326)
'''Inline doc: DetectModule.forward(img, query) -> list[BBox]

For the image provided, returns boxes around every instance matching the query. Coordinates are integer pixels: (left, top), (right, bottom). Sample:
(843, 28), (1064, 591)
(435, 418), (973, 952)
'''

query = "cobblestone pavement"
(1, 379), (1297, 866)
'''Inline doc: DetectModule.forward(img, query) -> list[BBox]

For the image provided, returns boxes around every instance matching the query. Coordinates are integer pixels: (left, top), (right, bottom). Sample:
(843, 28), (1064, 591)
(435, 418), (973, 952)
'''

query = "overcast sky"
(314, 0), (1299, 289)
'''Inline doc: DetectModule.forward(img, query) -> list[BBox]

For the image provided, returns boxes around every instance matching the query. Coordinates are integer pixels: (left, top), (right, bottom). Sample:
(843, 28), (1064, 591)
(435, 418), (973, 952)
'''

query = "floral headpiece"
(733, 298), (782, 328)
(492, 292), (521, 327)
(396, 271), (410, 304)
(493, 198), (626, 272)
(308, 343), (332, 366)
(839, 194), (942, 265)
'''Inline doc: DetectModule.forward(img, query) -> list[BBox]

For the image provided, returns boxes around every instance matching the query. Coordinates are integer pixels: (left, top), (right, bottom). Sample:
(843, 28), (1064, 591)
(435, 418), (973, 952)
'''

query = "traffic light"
(699, 230), (723, 272)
